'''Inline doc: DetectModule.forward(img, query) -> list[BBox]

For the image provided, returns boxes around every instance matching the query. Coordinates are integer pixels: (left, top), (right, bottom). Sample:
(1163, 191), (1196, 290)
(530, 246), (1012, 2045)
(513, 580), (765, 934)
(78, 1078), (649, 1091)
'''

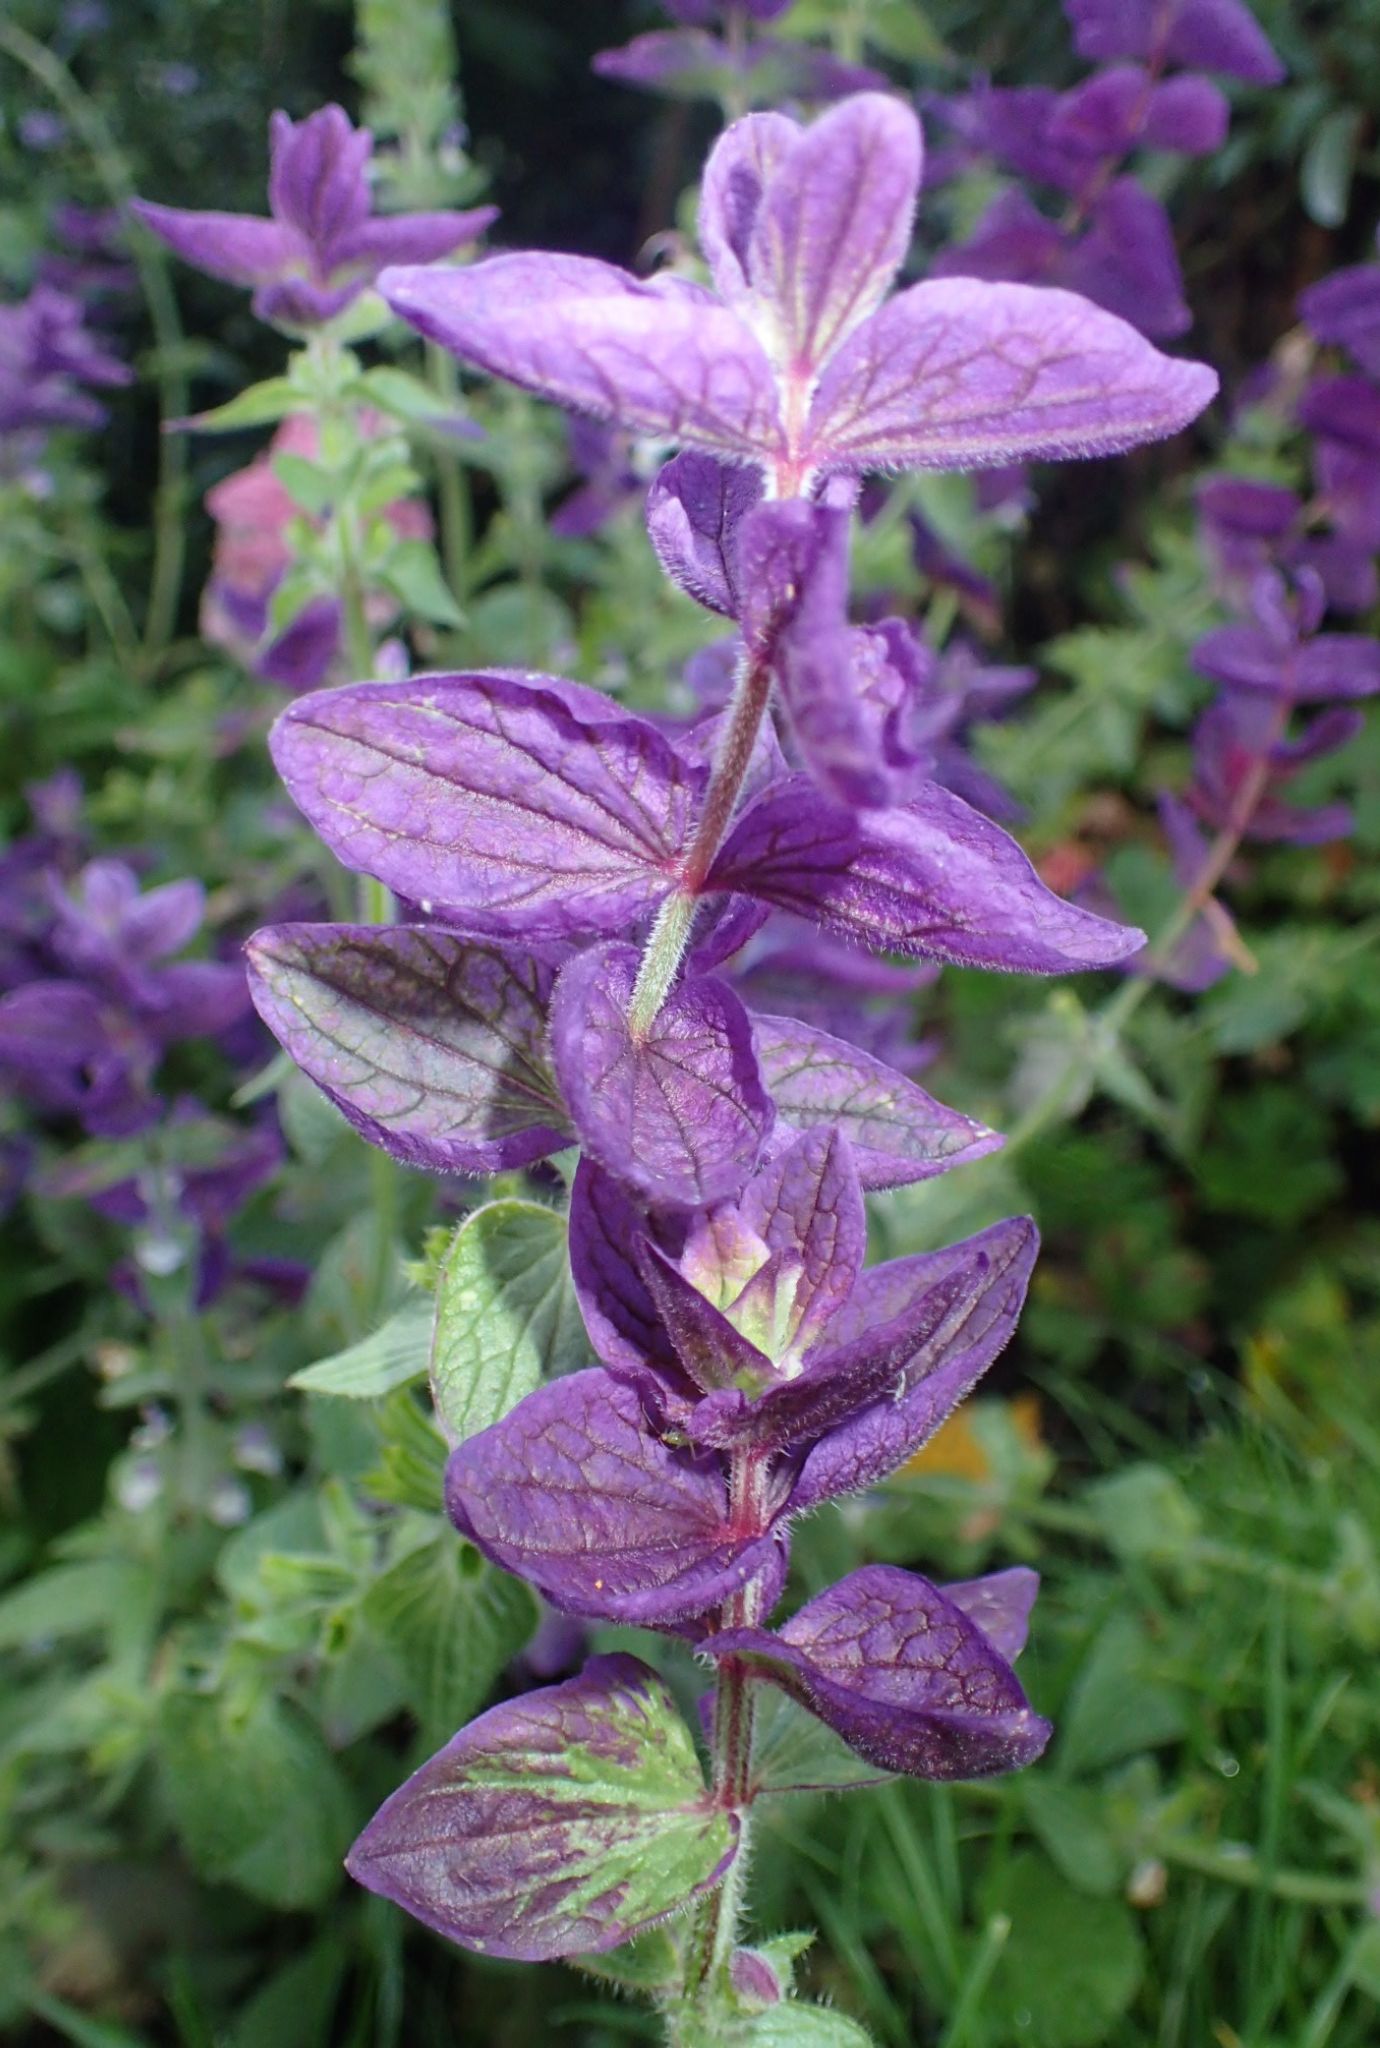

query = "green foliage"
(429, 1198), (586, 1442)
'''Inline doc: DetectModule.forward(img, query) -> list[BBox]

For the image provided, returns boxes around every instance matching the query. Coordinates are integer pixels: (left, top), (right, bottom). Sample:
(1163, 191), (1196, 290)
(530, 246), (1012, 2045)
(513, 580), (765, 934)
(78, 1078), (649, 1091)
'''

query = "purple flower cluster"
(248, 94), (1216, 1967)
(932, 0), (1282, 341)
(594, 0), (885, 110)
(0, 280), (131, 473)
(131, 103), (495, 331)
(0, 819), (249, 1140)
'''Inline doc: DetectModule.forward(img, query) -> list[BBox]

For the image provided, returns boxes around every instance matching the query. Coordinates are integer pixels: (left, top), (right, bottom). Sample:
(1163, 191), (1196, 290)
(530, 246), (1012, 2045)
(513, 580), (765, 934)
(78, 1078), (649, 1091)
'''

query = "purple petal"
(737, 1125), (865, 1356)
(379, 253), (782, 460)
(942, 1567), (1041, 1661)
(693, 1215), (1037, 1456)
(1063, 181), (1191, 340)
(1063, 0), (1284, 83)
(330, 206), (497, 272)
(639, 1241), (778, 1395)
(444, 1369), (787, 1625)
(751, 1011), (1001, 1189)
(706, 1564), (1051, 1779)
(735, 499), (901, 809)
(932, 188), (1067, 291)
(270, 673), (697, 941)
(1193, 626), (1380, 702)
(268, 105), (372, 246)
(787, 1217), (1038, 1505)
(567, 1161), (698, 1413)
(246, 923), (570, 1175)
(748, 93), (921, 376)
(709, 776), (1146, 973)
(1300, 264), (1380, 379)
(646, 452), (764, 617)
(804, 278), (1216, 474)
(1162, 0), (1286, 83)
(346, 1654), (737, 1961)
(549, 942), (771, 1207)
(699, 111), (801, 320)
(129, 200), (298, 286)
(141, 960), (250, 1039)
(1144, 74), (1230, 153)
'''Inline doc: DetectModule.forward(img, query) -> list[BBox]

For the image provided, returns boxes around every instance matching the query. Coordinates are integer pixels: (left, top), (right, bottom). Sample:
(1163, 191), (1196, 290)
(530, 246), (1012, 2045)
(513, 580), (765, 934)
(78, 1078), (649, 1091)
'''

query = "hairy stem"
(629, 650), (773, 1035)
(680, 1452), (770, 2011)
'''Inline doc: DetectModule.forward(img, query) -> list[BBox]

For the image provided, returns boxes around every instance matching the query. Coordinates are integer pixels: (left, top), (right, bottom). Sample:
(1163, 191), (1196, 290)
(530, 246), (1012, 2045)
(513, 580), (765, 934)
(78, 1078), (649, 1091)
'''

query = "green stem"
(681, 1453), (770, 2011)
(629, 650), (772, 1034)
(0, 22), (190, 668)
(427, 343), (473, 606)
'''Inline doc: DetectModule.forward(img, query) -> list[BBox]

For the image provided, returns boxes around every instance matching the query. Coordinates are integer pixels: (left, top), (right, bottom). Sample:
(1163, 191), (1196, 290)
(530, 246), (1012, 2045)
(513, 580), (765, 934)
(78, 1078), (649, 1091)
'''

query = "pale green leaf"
(430, 1199), (586, 1442)
(158, 1687), (353, 1910)
(363, 1536), (538, 1744)
(290, 1297), (431, 1399)
(180, 375), (298, 432)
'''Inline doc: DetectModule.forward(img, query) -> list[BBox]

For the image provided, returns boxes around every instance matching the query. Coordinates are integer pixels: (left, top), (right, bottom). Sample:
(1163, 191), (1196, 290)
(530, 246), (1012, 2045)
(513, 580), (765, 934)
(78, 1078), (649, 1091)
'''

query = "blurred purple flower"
(132, 104), (496, 330)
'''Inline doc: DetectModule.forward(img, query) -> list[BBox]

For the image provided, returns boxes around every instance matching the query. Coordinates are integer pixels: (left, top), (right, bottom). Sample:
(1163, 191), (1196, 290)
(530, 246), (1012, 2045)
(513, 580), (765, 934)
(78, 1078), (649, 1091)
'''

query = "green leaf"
(750, 1688), (893, 1796)
(737, 2008), (875, 2046)
(290, 1296), (432, 1398)
(377, 538), (464, 626)
(362, 1536), (538, 1745)
(228, 1936), (347, 2048)
(363, 1387), (449, 1511)
(572, 1925), (681, 1991)
(272, 452), (337, 518)
(977, 1853), (1142, 2048)
(0, 1561), (143, 1650)
(1301, 106), (1364, 228)
(430, 1199), (586, 1442)
(158, 1686), (354, 1910)
(354, 364), (472, 431)
(180, 375), (299, 432)
(1021, 1778), (1123, 1896)
(20, 1990), (149, 2048)
(1058, 1613), (1189, 1776)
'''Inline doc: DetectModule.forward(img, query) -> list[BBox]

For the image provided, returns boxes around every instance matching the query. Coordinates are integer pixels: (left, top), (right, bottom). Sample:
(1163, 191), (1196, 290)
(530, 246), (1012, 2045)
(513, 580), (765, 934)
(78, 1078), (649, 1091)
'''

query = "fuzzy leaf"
(707, 1564), (1050, 1779)
(346, 1654), (738, 1959)
(248, 923), (569, 1176)
(362, 1536), (540, 1746)
(289, 1297), (432, 1398)
(804, 278), (1217, 474)
(430, 1200), (586, 1443)
(550, 942), (771, 1207)
(710, 778), (1145, 973)
(445, 1368), (787, 1624)
(751, 1011), (1001, 1188)
(270, 673), (699, 941)
(381, 252), (783, 458)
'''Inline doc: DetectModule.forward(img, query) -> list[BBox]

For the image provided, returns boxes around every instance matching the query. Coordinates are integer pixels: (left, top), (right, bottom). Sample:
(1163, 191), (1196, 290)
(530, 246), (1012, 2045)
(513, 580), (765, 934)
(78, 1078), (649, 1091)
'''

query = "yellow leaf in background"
(903, 1394), (1044, 1483)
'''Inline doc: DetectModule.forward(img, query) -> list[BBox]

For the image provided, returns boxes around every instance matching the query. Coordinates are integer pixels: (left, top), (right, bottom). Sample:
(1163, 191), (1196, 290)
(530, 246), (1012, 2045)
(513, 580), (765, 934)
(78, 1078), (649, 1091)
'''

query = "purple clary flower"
(1301, 230), (1380, 379)
(131, 104), (497, 330)
(933, 2), (1279, 342)
(247, 85), (1227, 1983)
(381, 94), (1216, 495)
(0, 284), (131, 457)
(0, 859), (249, 1137)
(550, 417), (644, 538)
(594, 2), (882, 110)
(1063, 0), (1285, 83)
